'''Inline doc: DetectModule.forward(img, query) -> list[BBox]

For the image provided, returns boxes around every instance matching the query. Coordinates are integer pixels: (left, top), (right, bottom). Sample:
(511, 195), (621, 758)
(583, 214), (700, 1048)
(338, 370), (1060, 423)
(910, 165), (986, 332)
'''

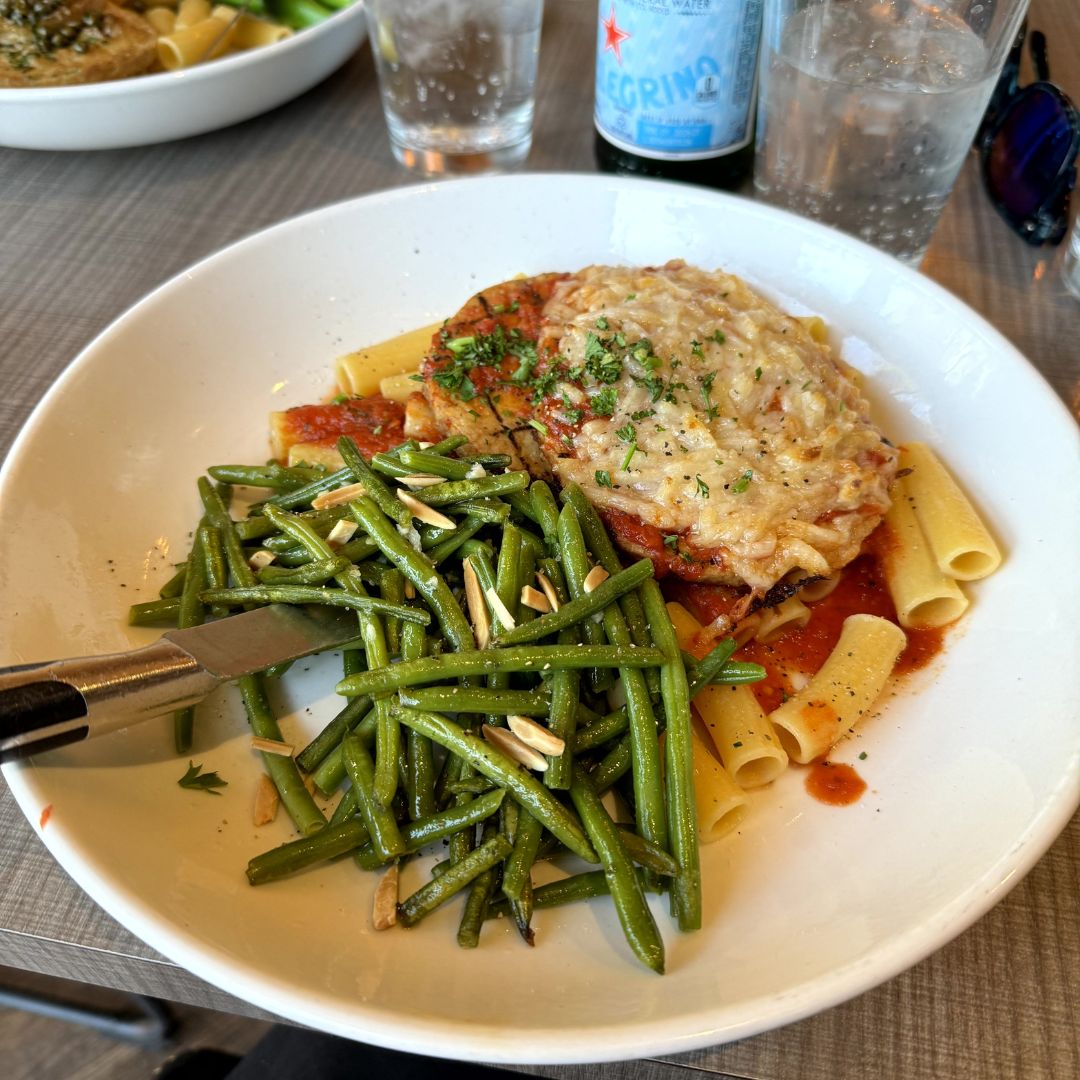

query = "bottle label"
(594, 0), (763, 161)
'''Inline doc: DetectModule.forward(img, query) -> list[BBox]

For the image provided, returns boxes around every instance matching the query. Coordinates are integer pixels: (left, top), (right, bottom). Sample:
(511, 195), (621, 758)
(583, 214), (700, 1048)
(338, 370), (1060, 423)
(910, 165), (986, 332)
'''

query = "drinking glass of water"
(364, 0), (545, 176)
(754, 0), (1029, 264)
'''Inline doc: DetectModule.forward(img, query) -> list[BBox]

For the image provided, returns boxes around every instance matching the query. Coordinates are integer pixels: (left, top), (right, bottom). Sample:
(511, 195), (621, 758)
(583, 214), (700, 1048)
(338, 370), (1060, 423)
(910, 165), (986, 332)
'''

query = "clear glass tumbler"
(364, 0), (545, 176)
(754, 0), (1029, 264)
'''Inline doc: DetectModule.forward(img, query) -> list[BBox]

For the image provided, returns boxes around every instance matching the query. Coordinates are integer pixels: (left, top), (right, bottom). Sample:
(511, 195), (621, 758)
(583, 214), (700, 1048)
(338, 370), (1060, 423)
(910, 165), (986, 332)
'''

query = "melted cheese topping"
(540, 262), (897, 591)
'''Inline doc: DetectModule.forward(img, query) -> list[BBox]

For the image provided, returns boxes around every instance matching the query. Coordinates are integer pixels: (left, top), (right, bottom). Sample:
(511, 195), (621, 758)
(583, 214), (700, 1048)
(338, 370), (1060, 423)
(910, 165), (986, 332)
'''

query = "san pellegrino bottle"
(593, 0), (764, 189)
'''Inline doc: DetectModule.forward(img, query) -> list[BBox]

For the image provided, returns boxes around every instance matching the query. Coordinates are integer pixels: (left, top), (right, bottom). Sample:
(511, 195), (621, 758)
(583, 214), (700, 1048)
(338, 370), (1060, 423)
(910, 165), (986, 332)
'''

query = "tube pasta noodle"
(755, 595), (811, 643)
(666, 601), (710, 659)
(768, 613), (906, 764)
(174, 0), (210, 30)
(231, 12), (293, 48)
(144, 7), (176, 34)
(797, 315), (829, 344)
(689, 731), (749, 842)
(792, 571), (840, 603)
(285, 442), (346, 470)
(379, 371), (422, 403)
(880, 474), (969, 629)
(900, 442), (1002, 581)
(695, 683), (788, 788)
(336, 323), (442, 398)
(158, 11), (236, 69)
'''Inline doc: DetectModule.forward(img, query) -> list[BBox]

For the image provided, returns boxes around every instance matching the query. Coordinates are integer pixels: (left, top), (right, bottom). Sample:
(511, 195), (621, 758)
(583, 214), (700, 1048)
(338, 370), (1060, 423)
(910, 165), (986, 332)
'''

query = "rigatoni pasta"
(880, 474), (970, 629)
(336, 323), (442, 397)
(900, 442), (1002, 581)
(694, 683), (788, 788)
(768, 614), (906, 763)
(689, 732), (749, 842)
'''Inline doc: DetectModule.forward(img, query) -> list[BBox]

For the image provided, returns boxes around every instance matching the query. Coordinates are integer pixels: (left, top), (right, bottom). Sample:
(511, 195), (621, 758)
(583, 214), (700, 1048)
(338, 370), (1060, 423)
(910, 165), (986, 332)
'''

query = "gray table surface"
(1, 1), (1078, 1076)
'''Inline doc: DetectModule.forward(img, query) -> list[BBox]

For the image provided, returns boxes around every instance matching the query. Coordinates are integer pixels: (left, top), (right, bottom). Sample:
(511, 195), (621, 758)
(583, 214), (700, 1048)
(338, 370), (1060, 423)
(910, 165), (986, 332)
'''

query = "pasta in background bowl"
(0, 176), (1076, 1063)
(0, 0), (365, 149)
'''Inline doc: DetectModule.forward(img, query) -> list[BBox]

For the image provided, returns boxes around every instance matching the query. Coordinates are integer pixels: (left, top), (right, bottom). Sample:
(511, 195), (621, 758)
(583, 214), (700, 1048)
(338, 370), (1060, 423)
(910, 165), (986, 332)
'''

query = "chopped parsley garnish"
(690, 340), (704, 358)
(595, 470), (613, 487)
(560, 394), (584, 424)
(527, 418), (549, 438)
(709, 330), (726, 345)
(591, 386), (618, 417)
(630, 408), (655, 421)
(330, 393), (352, 405)
(663, 534), (679, 549)
(695, 475), (710, 498)
(731, 470), (753, 494)
(754, 366), (763, 380)
(700, 372), (719, 420)
(625, 293), (636, 301)
(491, 300), (520, 314)
(584, 333), (623, 383)
(178, 760), (227, 796)
(595, 316), (609, 330)
(615, 423), (636, 443)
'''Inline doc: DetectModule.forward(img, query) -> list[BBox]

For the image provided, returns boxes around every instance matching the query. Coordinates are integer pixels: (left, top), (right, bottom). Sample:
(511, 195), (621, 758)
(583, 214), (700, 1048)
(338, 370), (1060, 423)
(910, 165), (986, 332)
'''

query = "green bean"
(398, 833), (513, 928)
(246, 818), (369, 885)
(461, 542), (497, 598)
(158, 564), (187, 599)
(504, 489), (540, 524)
(452, 499), (510, 524)
(239, 674), (325, 836)
(235, 505), (349, 542)
(257, 557), (351, 587)
(197, 478), (257, 589)
(400, 620), (436, 821)
(269, 536), (381, 567)
(311, 707), (376, 796)
(393, 707), (597, 863)
(570, 765), (665, 974)
(616, 826), (680, 877)
(398, 686), (551, 716)
(591, 735), (632, 794)
(460, 453), (513, 468)
(198, 585), (429, 624)
(530, 480), (561, 554)
(641, 579), (700, 932)
(198, 524), (230, 619)
(423, 435), (470, 456)
(379, 569), (405, 657)
(337, 435), (412, 527)
(692, 659), (767, 689)
(265, 466), (352, 509)
(493, 559), (654, 646)
(409, 471), (529, 507)
(368, 452), (414, 479)
(342, 734), (405, 861)
(173, 525), (209, 753)
(329, 784), (359, 827)
(457, 818), (500, 948)
(397, 449), (475, 480)
(533, 559), (578, 791)
(684, 638), (738, 695)
(445, 776), (498, 796)
(346, 496), (474, 651)
(295, 693), (371, 774)
(487, 869), (613, 916)
(208, 463), (324, 490)
(560, 483), (660, 696)
(128, 597), (181, 626)
(425, 514), (486, 566)
(337, 645), (666, 697)
(354, 788), (505, 870)
(501, 806), (543, 904)
(574, 706), (629, 751)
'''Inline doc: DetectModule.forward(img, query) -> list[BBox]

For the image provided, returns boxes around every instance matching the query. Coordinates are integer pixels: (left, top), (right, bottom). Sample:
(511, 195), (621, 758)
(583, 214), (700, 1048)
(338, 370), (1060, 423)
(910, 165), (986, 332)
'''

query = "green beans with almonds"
(265, 466), (352, 510)
(393, 707), (598, 863)
(342, 734), (405, 861)
(128, 597), (181, 626)
(346, 495), (475, 652)
(408, 471), (529, 506)
(337, 435), (412, 528)
(493, 558), (654, 646)
(173, 524), (209, 753)
(400, 619), (436, 821)
(257, 557), (352, 587)
(209, 463), (325, 490)
(337, 645), (666, 697)
(295, 693), (372, 773)
(641, 579), (701, 932)
(398, 686), (551, 716)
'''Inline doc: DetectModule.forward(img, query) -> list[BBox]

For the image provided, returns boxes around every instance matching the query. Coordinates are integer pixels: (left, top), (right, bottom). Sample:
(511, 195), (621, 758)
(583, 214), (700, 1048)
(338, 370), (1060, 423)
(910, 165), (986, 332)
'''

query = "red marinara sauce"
(276, 395), (408, 460)
(805, 760), (867, 805)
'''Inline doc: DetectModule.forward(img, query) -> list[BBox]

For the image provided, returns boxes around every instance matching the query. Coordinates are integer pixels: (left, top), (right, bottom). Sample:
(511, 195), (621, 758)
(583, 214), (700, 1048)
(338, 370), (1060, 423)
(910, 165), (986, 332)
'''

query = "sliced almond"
(325, 519), (358, 547)
(485, 586), (516, 632)
(483, 724), (548, 771)
(396, 522), (422, 552)
(535, 571), (561, 612)
(250, 736), (294, 757)
(247, 549), (276, 571)
(396, 489), (457, 530)
(583, 565), (610, 594)
(372, 863), (399, 930)
(520, 585), (551, 613)
(252, 774), (279, 826)
(398, 474), (448, 489)
(465, 462), (488, 479)
(312, 481), (367, 510)
(463, 558), (491, 649)
(507, 715), (565, 757)
(404, 581), (416, 600)
(417, 441), (435, 450)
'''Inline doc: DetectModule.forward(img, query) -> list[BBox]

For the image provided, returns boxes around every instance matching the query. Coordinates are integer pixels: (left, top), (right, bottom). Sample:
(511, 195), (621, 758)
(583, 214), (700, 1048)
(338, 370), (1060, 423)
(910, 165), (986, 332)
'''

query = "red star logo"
(602, 5), (631, 65)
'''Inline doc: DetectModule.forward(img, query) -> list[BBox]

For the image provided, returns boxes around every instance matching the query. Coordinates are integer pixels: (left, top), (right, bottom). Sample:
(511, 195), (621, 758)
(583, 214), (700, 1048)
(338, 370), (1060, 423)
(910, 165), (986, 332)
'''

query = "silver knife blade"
(0, 605), (364, 763)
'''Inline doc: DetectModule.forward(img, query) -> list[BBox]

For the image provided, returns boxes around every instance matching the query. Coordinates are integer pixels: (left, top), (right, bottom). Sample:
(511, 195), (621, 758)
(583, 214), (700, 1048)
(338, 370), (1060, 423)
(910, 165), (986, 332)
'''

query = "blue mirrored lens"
(985, 86), (1075, 219)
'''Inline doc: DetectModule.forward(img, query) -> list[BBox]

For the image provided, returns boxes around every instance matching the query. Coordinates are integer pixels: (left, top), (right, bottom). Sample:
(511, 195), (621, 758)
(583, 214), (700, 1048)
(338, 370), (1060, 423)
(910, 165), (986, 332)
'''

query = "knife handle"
(0, 680), (90, 764)
(0, 642), (219, 766)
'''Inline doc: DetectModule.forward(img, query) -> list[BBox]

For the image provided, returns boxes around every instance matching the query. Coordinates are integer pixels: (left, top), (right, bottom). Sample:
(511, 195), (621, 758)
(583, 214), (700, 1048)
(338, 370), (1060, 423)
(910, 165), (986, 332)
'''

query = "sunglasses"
(976, 22), (1080, 246)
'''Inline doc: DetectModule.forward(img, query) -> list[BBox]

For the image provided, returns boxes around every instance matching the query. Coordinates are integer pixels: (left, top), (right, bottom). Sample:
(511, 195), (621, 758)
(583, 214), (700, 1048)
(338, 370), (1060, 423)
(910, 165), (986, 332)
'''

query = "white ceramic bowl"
(1, 176), (1077, 1063)
(0, 2), (367, 150)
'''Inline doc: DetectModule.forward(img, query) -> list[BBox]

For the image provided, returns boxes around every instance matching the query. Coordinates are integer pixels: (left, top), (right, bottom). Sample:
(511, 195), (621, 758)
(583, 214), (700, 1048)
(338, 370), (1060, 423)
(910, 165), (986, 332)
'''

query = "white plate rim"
(1, 174), (1078, 1063)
